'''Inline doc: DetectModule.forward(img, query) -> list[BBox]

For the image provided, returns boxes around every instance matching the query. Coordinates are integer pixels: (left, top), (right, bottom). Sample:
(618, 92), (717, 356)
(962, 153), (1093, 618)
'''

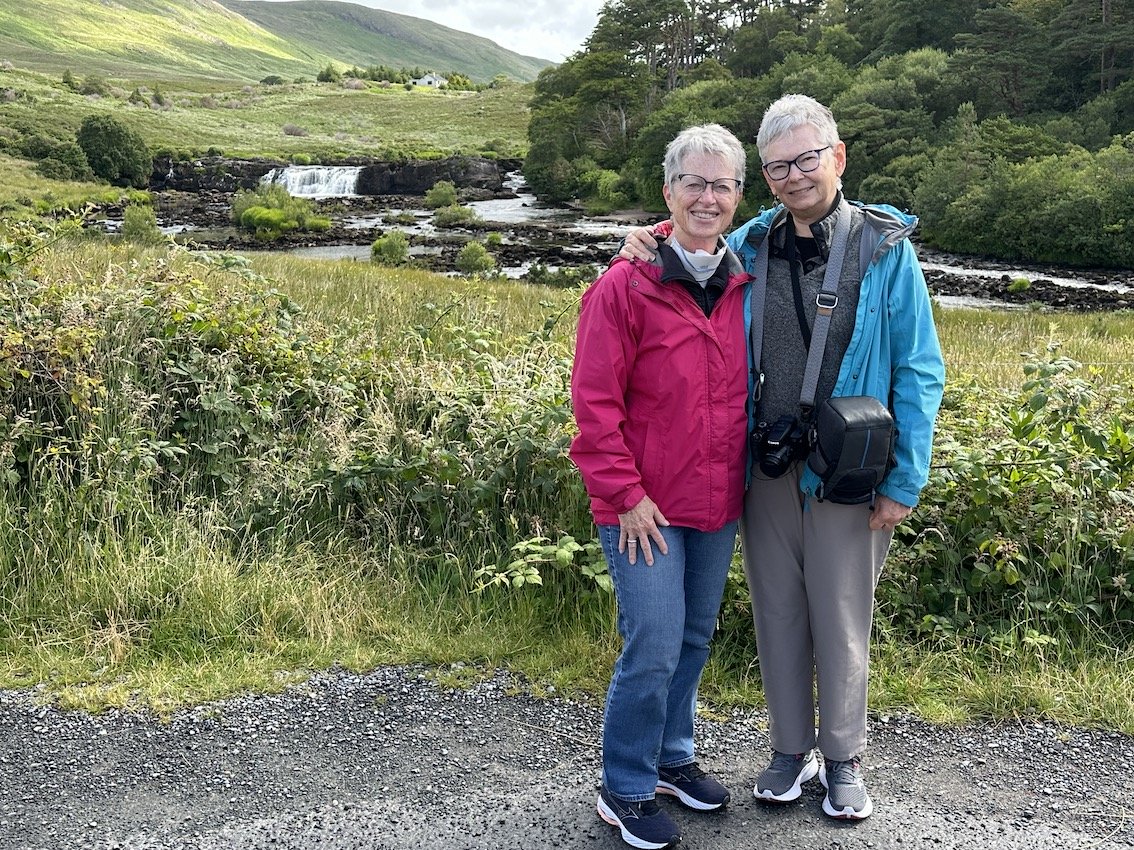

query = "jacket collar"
(646, 235), (747, 281)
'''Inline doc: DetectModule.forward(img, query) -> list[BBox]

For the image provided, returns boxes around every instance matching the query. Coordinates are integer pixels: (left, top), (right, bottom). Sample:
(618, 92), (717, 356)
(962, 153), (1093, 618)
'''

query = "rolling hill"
(0, 0), (552, 85)
(218, 0), (552, 82)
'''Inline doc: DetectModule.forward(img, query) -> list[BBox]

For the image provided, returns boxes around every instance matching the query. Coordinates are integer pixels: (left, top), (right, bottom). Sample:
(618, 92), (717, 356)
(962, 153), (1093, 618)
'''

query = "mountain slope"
(0, 0), (551, 84)
(217, 0), (551, 82)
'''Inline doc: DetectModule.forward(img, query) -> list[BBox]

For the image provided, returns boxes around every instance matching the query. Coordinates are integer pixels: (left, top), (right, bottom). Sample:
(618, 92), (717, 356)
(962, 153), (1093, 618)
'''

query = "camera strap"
(749, 201), (853, 414)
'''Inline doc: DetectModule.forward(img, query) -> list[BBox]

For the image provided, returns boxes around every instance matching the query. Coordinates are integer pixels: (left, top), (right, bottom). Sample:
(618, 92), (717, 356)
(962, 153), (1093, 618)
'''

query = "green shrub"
(371, 231), (410, 265)
(455, 241), (495, 274)
(577, 168), (629, 215)
(121, 204), (163, 244)
(23, 135), (95, 182)
(424, 180), (458, 209)
(1008, 277), (1031, 293)
(0, 221), (368, 544)
(485, 232), (503, 248)
(524, 263), (598, 288)
(240, 206), (294, 239)
(880, 349), (1134, 643)
(433, 204), (479, 227)
(75, 114), (152, 188)
(231, 184), (331, 240)
(79, 73), (110, 97)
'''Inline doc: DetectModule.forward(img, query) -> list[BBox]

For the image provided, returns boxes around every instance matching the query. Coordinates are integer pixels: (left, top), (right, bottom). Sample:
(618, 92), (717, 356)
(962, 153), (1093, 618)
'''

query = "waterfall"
(261, 165), (363, 198)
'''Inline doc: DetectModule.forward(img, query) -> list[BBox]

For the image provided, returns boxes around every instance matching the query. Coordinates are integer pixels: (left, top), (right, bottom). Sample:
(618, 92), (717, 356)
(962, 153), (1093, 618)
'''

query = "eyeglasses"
(674, 173), (743, 199)
(761, 146), (832, 181)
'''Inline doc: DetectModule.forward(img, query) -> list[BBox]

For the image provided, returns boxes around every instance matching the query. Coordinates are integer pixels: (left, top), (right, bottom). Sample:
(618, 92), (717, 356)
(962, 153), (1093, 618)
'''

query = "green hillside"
(0, 0), (552, 85)
(218, 0), (551, 82)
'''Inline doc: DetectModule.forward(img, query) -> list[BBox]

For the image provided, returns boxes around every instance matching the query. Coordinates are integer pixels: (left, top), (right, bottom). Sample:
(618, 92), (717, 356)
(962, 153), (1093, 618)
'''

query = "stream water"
(154, 166), (1133, 309)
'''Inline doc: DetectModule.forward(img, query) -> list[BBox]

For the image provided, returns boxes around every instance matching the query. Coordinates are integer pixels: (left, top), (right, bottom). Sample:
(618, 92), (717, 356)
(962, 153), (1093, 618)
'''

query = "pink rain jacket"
(570, 255), (751, 530)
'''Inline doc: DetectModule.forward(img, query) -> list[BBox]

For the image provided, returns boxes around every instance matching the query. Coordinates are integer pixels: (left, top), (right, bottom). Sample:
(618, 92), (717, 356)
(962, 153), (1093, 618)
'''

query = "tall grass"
(3, 227), (1133, 733)
(935, 304), (1134, 388)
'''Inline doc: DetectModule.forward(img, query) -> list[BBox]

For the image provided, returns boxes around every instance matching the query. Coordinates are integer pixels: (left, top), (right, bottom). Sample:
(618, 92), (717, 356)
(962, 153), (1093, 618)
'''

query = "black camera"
(752, 415), (809, 479)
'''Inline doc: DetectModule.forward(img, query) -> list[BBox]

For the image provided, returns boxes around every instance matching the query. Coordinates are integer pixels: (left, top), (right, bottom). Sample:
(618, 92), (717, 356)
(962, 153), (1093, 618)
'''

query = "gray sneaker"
(820, 756), (874, 819)
(753, 749), (819, 802)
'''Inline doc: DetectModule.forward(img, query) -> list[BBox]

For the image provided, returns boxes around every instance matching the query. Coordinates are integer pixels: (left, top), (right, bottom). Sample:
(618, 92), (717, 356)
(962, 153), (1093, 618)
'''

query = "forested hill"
(0, 0), (551, 84)
(525, 0), (1134, 269)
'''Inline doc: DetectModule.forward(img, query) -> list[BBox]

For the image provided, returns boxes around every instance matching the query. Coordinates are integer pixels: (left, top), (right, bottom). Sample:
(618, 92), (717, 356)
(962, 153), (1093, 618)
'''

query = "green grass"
(2, 217), (1132, 739)
(0, 66), (532, 164)
(0, 153), (130, 216)
(935, 306), (1134, 389)
(0, 0), (549, 85)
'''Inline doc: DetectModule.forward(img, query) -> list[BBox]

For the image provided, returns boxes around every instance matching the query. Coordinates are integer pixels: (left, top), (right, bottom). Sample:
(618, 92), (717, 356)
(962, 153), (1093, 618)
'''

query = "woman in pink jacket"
(570, 123), (752, 850)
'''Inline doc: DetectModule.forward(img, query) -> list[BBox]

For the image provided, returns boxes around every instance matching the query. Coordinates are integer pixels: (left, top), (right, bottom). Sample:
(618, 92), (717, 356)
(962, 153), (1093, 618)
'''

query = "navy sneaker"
(753, 749), (819, 802)
(819, 756), (874, 820)
(597, 786), (682, 849)
(656, 762), (731, 811)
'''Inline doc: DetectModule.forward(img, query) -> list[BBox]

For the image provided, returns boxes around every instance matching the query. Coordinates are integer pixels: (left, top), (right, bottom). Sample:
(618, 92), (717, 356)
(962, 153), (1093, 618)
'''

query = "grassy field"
(0, 47), (1132, 735)
(0, 65), (533, 164)
(934, 306), (1134, 388)
(6, 238), (1129, 736)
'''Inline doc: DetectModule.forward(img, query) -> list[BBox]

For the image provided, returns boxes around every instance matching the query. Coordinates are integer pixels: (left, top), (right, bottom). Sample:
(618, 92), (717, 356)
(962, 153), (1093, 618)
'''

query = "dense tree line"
(525, 0), (1134, 267)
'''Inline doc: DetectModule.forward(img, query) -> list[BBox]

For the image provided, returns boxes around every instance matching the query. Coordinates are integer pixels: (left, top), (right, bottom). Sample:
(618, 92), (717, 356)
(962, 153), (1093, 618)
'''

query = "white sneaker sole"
(818, 763), (874, 819)
(655, 779), (727, 811)
(753, 756), (819, 802)
(596, 794), (679, 850)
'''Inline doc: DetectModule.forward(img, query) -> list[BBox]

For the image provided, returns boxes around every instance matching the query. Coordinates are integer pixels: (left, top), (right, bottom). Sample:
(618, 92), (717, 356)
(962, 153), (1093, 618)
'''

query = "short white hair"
(663, 123), (746, 187)
(756, 94), (840, 161)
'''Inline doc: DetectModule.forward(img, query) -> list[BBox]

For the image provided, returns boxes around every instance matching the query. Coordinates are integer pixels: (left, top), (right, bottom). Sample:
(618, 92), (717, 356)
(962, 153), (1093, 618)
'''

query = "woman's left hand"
(869, 494), (911, 532)
(619, 496), (670, 566)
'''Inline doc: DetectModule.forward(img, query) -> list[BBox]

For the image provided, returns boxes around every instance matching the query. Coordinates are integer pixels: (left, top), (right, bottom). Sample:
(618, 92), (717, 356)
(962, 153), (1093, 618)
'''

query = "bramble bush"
(3, 220), (1130, 650)
(881, 346), (1134, 643)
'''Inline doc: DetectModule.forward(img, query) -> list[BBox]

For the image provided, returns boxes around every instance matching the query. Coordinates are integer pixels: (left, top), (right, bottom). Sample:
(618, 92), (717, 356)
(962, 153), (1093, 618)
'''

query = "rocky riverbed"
(105, 189), (1134, 311)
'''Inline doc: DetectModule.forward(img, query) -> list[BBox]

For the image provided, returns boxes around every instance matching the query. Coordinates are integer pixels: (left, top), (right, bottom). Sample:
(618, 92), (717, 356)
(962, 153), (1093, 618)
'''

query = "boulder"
(151, 155), (284, 192)
(355, 156), (512, 195)
(150, 155), (522, 196)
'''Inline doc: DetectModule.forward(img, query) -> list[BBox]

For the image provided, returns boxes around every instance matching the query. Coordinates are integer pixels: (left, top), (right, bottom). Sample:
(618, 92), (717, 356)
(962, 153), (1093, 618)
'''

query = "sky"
(259, 0), (606, 63)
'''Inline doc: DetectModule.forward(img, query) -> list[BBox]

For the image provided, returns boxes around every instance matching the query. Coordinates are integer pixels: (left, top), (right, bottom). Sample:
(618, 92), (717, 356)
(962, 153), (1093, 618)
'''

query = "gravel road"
(1, 665), (1130, 850)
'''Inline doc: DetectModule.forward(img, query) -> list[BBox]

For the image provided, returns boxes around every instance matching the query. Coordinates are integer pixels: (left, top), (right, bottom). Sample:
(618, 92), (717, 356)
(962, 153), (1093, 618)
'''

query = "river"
(162, 166), (1134, 311)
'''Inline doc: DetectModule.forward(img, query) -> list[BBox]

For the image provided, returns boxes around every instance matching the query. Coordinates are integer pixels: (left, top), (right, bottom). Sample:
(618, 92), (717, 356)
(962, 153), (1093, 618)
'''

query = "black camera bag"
(806, 395), (896, 504)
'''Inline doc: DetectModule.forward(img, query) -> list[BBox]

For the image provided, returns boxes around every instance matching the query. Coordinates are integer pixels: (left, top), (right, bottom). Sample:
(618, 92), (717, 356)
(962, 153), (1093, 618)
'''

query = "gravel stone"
(0, 666), (1130, 849)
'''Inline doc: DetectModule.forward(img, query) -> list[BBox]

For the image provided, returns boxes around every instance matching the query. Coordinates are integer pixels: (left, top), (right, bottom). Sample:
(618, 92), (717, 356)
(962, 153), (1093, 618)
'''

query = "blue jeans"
(598, 521), (738, 800)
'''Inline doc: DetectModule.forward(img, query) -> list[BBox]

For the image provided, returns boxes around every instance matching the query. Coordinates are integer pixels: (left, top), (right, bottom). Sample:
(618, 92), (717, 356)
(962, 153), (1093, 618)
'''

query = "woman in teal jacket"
(727, 199), (944, 509)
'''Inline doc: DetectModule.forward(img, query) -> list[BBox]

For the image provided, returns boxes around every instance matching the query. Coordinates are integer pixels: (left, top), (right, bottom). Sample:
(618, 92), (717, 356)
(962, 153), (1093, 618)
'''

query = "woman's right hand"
(618, 228), (662, 263)
(618, 495), (670, 566)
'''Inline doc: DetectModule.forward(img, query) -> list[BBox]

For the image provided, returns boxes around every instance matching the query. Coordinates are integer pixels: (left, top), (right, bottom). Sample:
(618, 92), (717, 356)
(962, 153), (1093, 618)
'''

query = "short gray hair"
(663, 123), (746, 188)
(756, 94), (840, 160)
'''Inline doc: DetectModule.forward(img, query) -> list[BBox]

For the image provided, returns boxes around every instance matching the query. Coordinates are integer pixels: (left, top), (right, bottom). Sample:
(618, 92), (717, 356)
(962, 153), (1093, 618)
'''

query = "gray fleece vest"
(756, 203), (867, 427)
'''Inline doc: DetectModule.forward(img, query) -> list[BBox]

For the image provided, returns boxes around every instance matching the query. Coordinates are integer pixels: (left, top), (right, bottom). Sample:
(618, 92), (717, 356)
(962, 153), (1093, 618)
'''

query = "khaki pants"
(740, 462), (892, 761)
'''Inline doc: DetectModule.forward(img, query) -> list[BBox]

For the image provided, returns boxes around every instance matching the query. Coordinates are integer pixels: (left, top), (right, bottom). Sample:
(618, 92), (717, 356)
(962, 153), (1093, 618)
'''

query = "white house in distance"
(412, 73), (447, 88)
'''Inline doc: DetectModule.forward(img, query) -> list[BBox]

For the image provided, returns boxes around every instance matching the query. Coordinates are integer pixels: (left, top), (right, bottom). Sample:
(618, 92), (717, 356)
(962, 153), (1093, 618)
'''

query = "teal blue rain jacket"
(727, 202), (946, 507)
